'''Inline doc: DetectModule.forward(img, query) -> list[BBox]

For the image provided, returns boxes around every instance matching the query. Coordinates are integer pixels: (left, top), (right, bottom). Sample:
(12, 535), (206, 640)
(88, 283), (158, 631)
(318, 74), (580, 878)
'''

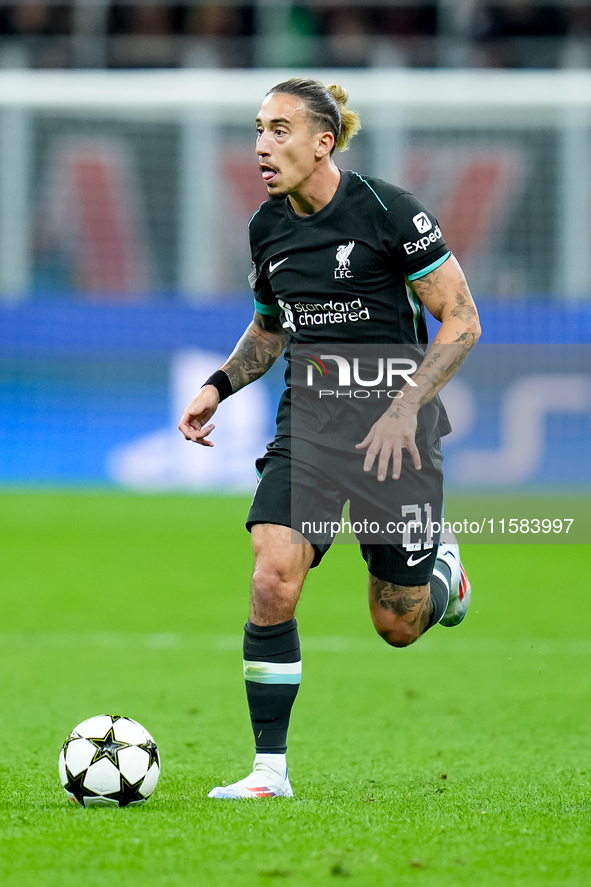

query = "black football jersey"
(248, 169), (452, 449)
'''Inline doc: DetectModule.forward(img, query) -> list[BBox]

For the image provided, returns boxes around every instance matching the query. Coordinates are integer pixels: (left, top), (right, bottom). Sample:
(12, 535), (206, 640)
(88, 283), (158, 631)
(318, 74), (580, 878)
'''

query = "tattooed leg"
(368, 574), (433, 648)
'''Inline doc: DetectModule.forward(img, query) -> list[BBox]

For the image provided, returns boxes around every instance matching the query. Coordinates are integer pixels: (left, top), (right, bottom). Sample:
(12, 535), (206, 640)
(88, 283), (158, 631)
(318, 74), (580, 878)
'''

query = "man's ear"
(315, 131), (335, 159)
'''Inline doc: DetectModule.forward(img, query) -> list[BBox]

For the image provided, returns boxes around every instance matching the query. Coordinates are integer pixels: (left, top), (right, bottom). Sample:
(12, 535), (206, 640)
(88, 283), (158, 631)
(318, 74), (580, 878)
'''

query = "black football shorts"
(246, 435), (444, 586)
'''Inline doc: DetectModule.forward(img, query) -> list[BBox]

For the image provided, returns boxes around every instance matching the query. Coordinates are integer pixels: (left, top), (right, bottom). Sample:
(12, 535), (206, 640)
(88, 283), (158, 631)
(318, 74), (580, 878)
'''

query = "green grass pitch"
(0, 490), (589, 886)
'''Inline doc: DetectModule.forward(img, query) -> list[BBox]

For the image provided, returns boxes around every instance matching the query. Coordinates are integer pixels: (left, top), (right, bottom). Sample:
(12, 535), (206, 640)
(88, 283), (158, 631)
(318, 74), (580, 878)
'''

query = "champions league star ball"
(59, 714), (160, 807)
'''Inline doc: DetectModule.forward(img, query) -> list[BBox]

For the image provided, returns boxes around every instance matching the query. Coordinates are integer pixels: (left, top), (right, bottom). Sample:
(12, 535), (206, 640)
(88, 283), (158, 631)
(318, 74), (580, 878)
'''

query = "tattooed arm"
(356, 255), (480, 480)
(178, 312), (286, 446)
(221, 311), (286, 391)
(401, 254), (481, 404)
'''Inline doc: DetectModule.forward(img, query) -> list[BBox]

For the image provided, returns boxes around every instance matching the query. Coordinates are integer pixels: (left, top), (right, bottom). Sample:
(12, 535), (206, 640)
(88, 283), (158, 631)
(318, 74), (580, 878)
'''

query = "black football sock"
(243, 619), (301, 754)
(426, 560), (452, 630)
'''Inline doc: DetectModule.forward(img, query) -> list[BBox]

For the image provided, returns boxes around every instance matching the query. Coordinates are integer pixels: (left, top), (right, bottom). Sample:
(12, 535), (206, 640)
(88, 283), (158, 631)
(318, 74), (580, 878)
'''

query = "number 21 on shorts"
(401, 503), (434, 552)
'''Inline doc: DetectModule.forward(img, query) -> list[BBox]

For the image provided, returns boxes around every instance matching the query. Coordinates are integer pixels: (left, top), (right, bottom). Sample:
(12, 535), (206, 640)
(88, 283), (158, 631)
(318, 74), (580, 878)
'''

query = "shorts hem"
(245, 518), (326, 569)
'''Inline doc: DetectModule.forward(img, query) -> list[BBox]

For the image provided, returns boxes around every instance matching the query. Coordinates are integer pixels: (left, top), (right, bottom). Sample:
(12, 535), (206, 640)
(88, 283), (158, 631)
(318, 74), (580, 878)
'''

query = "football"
(59, 714), (160, 807)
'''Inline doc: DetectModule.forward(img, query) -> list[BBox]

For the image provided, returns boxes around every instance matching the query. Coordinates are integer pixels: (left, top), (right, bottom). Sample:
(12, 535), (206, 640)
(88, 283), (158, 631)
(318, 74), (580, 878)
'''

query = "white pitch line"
(0, 633), (589, 656)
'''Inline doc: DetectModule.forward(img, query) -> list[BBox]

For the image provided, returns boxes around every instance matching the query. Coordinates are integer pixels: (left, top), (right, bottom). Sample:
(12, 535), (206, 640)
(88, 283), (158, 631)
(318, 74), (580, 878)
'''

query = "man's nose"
(256, 132), (270, 155)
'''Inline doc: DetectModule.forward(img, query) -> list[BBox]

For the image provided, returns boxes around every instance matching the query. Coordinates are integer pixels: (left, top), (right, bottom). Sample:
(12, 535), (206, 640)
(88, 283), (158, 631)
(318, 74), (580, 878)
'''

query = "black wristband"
(202, 370), (233, 402)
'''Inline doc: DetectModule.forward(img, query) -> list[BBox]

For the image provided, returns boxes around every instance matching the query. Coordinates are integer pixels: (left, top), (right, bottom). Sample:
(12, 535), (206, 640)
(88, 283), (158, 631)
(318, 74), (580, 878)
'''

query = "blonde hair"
(326, 83), (362, 152)
(267, 78), (361, 154)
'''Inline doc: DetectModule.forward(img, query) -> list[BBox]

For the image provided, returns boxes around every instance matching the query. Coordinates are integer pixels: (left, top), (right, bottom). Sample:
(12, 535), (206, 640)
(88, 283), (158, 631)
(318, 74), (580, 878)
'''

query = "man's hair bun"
(326, 83), (361, 152)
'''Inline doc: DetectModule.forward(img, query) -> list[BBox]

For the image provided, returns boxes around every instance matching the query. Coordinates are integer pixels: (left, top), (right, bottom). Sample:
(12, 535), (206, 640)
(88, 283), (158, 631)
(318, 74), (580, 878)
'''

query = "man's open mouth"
(260, 164), (278, 183)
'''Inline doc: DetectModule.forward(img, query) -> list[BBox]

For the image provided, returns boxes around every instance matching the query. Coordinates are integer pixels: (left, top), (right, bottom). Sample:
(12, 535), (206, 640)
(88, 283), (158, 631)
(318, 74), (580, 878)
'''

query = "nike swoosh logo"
(269, 257), (288, 274)
(406, 552), (431, 567)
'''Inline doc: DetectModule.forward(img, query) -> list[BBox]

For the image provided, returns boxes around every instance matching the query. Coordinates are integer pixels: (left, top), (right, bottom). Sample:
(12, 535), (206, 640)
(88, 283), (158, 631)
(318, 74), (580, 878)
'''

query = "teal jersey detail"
(248, 204), (264, 226)
(351, 171), (388, 211)
(405, 282), (422, 343)
(407, 251), (451, 281)
(254, 298), (281, 316)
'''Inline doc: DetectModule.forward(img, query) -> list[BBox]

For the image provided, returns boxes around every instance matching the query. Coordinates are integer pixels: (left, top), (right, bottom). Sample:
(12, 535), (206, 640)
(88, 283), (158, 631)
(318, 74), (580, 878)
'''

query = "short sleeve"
(248, 262), (280, 316)
(386, 192), (451, 281)
(248, 221), (281, 316)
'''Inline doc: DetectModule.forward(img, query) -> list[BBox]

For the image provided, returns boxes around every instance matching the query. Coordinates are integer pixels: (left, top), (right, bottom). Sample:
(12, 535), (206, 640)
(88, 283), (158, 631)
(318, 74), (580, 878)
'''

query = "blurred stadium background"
(0, 1), (590, 500)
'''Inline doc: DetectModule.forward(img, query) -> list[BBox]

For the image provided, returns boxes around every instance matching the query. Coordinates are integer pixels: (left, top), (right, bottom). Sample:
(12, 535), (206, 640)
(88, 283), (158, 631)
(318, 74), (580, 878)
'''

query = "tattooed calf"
(370, 576), (433, 633)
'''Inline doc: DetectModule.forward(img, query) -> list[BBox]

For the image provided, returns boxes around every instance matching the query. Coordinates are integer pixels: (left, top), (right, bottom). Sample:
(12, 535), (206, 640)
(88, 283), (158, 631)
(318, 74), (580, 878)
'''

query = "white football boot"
(208, 754), (293, 800)
(436, 534), (472, 627)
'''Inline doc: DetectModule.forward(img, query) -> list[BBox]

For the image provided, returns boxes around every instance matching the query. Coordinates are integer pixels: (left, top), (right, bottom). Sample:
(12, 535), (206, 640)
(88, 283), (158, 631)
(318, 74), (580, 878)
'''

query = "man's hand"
(356, 255), (480, 481)
(356, 401), (421, 481)
(178, 385), (220, 446)
(177, 312), (286, 450)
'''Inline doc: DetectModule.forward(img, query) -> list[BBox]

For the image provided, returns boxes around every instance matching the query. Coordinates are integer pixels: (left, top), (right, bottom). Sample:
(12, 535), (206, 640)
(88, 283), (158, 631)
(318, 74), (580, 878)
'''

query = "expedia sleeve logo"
(412, 212), (432, 234)
(403, 224), (442, 255)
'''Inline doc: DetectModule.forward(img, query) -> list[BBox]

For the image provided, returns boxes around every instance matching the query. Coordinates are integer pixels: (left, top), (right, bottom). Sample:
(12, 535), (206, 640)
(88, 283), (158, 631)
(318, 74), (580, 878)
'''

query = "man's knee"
(372, 614), (422, 648)
(368, 574), (430, 648)
(250, 524), (314, 623)
(251, 560), (297, 606)
(250, 562), (300, 625)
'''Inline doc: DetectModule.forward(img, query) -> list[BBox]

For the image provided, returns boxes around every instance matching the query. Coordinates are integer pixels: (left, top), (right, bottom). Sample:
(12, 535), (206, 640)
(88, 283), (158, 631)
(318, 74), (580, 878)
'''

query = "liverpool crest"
(334, 241), (355, 279)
